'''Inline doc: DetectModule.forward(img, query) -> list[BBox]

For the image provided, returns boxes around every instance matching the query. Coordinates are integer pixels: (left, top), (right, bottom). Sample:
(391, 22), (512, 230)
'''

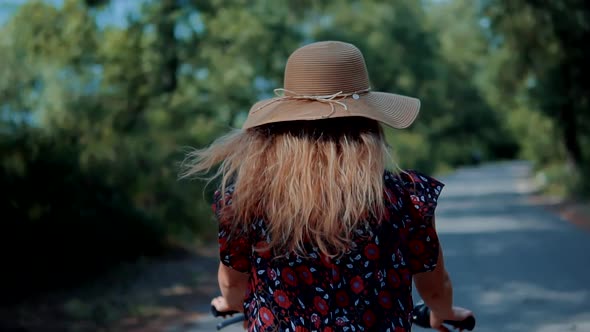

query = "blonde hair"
(181, 117), (391, 257)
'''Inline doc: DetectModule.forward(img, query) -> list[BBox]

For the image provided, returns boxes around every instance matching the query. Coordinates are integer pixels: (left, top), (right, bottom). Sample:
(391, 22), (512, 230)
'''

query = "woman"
(183, 41), (473, 331)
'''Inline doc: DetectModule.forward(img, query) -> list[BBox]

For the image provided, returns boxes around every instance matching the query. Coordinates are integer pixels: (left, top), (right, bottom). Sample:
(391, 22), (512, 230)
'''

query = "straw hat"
(242, 41), (421, 130)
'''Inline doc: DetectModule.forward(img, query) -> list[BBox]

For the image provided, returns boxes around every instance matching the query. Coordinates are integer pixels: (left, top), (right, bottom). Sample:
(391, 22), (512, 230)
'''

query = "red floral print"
(364, 243), (380, 260)
(313, 296), (329, 316)
(215, 170), (444, 331)
(409, 239), (425, 255)
(378, 290), (393, 309)
(274, 290), (292, 309)
(335, 290), (350, 307)
(387, 269), (401, 288)
(268, 268), (277, 281)
(296, 266), (314, 285)
(255, 241), (272, 259)
(259, 307), (274, 326)
(363, 310), (377, 327)
(311, 313), (321, 329)
(350, 275), (365, 294)
(281, 267), (298, 287)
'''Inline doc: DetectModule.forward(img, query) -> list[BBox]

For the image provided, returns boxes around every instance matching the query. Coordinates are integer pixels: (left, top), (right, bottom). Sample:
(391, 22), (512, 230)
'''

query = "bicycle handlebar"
(210, 305), (240, 318)
(411, 303), (476, 330)
(212, 303), (475, 331)
(210, 305), (244, 330)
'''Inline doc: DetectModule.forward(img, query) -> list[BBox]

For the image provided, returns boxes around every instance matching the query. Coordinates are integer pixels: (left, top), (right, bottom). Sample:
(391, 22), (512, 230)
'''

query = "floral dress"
(213, 170), (443, 332)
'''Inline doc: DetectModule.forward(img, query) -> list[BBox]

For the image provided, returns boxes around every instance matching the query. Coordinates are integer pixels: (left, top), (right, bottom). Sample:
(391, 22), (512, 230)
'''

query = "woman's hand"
(211, 296), (243, 314)
(430, 306), (473, 332)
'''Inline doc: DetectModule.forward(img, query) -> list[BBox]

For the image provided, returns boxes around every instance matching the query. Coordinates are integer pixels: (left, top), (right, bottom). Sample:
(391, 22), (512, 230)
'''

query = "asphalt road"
(179, 161), (590, 332)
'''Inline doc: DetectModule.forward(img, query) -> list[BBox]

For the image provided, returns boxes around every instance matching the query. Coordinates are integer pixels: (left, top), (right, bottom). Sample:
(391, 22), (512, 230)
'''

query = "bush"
(0, 129), (165, 302)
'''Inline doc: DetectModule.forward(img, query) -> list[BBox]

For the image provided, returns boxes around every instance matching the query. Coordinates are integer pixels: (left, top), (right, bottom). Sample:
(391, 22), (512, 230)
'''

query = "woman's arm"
(413, 241), (454, 317)
(215, 262), (249, 312)
(413, 217), (473, 330)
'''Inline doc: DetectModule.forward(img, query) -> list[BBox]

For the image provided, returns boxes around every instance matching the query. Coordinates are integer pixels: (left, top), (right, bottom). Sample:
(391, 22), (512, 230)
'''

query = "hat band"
(253, 88), (371, 119)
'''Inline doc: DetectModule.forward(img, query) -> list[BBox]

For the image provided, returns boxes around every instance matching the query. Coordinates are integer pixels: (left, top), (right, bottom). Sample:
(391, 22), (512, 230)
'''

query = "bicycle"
(211, 303), (476, 331)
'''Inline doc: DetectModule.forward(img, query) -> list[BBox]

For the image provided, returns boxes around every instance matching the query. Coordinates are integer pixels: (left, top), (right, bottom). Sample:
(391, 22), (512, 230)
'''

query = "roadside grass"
(5, 244), (219, 332)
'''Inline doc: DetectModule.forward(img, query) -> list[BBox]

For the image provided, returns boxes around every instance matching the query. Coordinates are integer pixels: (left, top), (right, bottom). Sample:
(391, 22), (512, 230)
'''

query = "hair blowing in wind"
(181, 118), (391, 257)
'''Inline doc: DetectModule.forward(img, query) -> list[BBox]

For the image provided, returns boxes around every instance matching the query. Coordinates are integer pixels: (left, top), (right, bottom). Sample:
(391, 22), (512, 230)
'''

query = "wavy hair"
(181, 117), (391, 257)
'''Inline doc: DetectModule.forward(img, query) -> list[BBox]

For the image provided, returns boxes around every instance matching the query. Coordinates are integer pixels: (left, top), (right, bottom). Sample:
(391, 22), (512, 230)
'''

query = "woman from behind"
(183, 41), (473, 331)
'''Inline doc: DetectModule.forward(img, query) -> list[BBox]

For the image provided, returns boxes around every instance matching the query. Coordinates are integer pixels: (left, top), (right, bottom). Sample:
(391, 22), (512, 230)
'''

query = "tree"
(483, 0), (590, 171)
(307, 0), (515, 169)
(0, 0), (532, 298)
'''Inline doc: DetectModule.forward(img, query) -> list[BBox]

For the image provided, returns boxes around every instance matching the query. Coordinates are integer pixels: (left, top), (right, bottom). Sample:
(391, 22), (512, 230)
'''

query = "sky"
(0, 0), (144, 28)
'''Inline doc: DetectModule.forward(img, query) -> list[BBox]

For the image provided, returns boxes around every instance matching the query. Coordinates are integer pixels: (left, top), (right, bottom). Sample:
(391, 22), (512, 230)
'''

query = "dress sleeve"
(213, 187), (251, 273)
(401, 170), (444, 274)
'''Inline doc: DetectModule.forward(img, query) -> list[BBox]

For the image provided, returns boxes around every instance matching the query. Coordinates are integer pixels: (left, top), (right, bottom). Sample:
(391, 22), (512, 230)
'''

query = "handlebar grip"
(444, 316), (476, 330)
(411, 303), (476, 331)
(216, 314), (246, 331)
(210, 305), (240, 318)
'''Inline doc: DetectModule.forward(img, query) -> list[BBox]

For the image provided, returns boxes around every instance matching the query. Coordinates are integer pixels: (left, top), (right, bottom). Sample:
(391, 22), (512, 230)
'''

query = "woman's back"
(215, 170), (443, 331)
(185, 40), (473, 332)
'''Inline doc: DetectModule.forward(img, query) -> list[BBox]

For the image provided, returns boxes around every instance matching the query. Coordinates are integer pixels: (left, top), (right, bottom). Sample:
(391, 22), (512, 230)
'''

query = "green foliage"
(0, 128), (165, 300)
(2, 0), (587, 295)
(384, 129), (433, 173)
(481, 0), (590, 196)
(309, 0), (518, 168)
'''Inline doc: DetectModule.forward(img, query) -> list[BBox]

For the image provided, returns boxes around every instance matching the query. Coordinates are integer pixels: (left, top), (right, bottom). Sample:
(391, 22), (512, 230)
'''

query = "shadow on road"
(11, 161), (586, 332)
(411, 161), (590, 332)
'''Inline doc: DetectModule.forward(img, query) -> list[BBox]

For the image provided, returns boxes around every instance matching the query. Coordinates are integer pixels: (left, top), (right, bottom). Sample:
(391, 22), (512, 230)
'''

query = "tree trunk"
(560, 103), (583, 170)
(156, 0), (179, 94)
(560, 61), (583, 170)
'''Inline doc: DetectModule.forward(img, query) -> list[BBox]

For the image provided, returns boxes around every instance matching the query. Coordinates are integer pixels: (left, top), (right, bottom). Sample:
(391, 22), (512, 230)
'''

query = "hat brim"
(242, 92), (420, 130)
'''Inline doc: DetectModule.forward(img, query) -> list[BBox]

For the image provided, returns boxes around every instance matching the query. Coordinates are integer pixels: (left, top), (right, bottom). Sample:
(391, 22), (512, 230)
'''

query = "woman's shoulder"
(383, 169), (445, 206)
(213, 183), (236, 201)
(383, 169), (444, 188)
(212, 183), (236, 218)
(383, 169), (445, 220)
